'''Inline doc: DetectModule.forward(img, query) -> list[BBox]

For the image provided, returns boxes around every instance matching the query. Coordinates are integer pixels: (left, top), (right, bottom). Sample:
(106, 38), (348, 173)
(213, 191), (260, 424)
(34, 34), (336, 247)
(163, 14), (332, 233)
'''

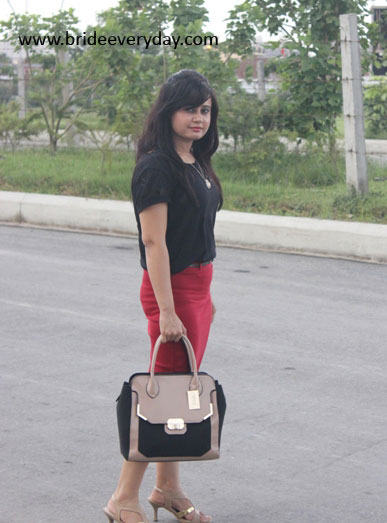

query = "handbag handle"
(146, 334), (202, 397)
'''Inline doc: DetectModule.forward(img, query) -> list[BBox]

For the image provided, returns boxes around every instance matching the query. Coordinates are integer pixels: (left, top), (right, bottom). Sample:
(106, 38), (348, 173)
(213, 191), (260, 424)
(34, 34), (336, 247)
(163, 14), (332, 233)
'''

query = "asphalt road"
(1, 224), (387, 523)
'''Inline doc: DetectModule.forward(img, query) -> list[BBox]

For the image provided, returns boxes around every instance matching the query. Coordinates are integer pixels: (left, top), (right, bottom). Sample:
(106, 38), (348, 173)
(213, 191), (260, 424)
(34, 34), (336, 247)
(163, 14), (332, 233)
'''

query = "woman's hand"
(159, 309), (187, 343)
(211, 301), (216, 323)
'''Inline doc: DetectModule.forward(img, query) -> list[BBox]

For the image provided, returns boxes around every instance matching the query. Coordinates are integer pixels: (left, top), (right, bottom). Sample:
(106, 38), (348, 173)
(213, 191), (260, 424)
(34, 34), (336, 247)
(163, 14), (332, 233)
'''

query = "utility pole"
(254, 42), (266, 102)
(256, 55), (265, 101)
(340, 13), (368, 195)
(58, 49), (76, 147)
(16, 55), (26, 118)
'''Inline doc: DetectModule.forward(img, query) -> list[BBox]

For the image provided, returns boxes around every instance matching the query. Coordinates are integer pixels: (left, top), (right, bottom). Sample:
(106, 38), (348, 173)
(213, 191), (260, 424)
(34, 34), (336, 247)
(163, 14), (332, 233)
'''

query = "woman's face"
(171, 97), (212, 143)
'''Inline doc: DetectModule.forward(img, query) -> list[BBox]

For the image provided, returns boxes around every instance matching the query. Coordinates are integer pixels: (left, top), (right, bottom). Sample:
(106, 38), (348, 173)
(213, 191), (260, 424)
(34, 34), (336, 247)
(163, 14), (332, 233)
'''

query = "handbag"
(116, 334), (226, 462)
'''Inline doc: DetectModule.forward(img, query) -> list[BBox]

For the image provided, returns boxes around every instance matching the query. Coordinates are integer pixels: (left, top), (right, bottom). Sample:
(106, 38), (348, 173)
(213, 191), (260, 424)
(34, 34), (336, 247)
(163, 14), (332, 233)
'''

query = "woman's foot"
(148, 486), (211, 522)
(105, 495), (146, 523)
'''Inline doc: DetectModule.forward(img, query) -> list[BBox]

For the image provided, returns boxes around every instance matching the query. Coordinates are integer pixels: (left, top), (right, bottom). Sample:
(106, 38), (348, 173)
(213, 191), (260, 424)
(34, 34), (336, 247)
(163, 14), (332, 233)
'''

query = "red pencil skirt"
(139, 262), (213, 373)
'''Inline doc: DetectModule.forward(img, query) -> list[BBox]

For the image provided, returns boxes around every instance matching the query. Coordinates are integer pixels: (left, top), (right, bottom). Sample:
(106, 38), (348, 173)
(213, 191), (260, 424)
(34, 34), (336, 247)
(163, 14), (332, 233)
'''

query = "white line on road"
(0, 297), (131, 325)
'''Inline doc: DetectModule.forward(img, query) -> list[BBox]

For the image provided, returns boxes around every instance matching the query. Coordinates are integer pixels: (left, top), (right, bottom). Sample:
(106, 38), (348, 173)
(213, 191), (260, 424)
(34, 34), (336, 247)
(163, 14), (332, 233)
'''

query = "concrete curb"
(1, 190), (387, 264)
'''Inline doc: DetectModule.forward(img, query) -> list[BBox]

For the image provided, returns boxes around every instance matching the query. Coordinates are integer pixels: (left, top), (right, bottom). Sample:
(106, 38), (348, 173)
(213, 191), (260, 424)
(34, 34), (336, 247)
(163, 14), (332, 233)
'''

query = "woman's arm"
(139, 202), (186, 342)
(144, 242), (174, 313)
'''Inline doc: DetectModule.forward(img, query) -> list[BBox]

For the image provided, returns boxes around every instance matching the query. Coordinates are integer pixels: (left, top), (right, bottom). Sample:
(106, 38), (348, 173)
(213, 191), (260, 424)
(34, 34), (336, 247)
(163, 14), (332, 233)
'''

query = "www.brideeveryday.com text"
(18, 30), (219, 50)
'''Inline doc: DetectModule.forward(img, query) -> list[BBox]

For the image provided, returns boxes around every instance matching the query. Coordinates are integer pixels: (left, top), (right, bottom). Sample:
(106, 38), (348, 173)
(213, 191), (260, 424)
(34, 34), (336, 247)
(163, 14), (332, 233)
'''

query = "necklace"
(190, 161), (212, 189)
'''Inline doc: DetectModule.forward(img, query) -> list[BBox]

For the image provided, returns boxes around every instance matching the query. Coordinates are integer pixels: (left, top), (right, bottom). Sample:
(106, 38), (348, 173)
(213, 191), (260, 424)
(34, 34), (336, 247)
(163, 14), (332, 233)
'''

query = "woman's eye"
(184, 107), (210, 114)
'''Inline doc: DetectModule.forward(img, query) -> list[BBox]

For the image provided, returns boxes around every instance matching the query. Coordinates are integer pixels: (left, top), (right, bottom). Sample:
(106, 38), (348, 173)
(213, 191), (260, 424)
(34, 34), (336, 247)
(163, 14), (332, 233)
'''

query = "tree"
(368, 8), (387, 75)
(168, 0), (238, 95)
(364, 78), (387, 137)
(217, 85), (262, 150)
(0, 10), (112, 152)
(85, 0), (170, 144)
(225, 0), (371, 149)
(90, 0), (239, 145)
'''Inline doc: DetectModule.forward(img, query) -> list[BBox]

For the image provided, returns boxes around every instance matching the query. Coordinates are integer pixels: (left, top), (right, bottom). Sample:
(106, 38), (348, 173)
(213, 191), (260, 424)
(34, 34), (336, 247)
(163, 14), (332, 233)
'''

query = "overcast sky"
(2, 0), (248, 40)
(2, 0), (387, 42)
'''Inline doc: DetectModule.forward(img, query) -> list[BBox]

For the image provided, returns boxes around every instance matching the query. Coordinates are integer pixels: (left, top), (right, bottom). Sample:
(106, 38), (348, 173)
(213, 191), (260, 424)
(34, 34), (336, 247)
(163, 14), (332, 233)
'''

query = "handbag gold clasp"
(167, 418), (185, 430)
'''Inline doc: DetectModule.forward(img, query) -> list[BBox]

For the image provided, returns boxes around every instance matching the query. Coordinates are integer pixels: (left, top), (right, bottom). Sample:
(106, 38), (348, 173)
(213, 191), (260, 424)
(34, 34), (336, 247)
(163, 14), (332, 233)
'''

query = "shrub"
(364, 78), (387, 137)
(0, 101), (43, 151)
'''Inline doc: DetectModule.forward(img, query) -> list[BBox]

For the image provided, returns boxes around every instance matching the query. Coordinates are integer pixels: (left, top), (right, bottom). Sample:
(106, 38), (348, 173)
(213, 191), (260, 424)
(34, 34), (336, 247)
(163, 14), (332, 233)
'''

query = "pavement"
(1, 224), (387, 523)
(1, 190), (387, 265)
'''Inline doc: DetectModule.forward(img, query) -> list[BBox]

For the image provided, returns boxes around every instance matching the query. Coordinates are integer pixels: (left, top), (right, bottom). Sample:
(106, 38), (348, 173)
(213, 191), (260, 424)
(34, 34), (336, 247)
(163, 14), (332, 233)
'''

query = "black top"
(131, 150), (221, 274)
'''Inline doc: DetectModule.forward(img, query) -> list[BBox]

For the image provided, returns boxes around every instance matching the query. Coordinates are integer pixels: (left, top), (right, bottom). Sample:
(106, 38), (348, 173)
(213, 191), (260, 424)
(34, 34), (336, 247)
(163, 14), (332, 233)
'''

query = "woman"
(104, 69), (223, 523)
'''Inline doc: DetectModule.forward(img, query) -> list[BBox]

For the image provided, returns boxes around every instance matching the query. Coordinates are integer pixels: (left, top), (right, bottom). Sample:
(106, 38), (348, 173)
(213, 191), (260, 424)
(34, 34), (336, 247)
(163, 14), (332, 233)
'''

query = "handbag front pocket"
(138, 418), (211, 458)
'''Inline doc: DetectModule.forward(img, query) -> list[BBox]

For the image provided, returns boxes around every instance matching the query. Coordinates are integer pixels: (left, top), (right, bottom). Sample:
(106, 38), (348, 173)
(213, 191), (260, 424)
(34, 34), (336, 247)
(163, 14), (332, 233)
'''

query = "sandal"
(147, 486), (212, 522)
(103, 494), (149, 523)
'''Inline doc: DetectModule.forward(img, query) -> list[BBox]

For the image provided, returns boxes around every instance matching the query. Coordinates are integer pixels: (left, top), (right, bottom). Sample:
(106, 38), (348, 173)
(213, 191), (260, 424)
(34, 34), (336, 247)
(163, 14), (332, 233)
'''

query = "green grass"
(214, 150), (387, 223)
(0, 147), (135, 200)
(1, 146), (387, 224)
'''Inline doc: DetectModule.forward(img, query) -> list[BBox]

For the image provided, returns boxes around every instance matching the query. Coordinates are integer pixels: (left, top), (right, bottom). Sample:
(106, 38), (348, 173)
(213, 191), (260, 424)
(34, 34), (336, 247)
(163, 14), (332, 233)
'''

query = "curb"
(1, 190), (387, 264)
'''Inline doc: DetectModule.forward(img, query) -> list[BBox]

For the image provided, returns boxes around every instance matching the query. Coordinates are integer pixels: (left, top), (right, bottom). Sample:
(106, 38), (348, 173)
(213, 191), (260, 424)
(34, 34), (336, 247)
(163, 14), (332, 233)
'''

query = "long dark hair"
(134, 69), (223, 210)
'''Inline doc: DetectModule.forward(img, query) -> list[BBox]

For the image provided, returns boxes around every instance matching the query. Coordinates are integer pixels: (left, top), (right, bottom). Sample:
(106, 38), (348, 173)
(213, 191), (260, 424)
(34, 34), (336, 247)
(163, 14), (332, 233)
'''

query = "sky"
(2, 0), (249, 41)
(2, 0), (387, 42)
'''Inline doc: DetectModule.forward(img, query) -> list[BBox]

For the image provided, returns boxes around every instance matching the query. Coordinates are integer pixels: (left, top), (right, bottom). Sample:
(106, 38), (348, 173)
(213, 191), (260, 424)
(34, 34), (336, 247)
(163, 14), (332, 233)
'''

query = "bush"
(0, 101), (43, 151)
(286, 145), (345, 187)
(364, 78), (387, 137)
(223, 131), (287, 184)
(214, 137), (346, 188)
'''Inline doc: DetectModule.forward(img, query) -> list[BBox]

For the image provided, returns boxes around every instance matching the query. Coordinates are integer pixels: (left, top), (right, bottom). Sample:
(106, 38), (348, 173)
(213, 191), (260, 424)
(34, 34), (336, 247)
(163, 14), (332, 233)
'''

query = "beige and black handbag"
(116, 334), (226, 461)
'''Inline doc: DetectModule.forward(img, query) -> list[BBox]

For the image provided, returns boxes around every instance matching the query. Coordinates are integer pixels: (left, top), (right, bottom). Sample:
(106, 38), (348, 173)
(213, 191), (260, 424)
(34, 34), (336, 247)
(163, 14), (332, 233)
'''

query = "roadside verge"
(1, 190), (386, 264)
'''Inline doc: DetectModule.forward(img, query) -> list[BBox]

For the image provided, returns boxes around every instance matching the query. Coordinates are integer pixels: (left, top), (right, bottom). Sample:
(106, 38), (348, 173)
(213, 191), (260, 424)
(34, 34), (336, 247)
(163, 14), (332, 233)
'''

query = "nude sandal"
(103, 494), (149, 523)
(147, 486), (212, 522)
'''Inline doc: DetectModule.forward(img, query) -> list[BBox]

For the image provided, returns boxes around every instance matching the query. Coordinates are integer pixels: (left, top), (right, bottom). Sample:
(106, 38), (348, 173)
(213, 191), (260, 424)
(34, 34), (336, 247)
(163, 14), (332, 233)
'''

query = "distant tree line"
(0, 0), (385, 161)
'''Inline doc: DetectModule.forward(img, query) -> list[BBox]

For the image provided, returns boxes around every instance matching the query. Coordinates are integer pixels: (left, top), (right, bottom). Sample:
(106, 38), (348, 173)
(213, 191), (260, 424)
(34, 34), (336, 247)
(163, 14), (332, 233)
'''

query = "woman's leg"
(148, 462), (211, 522)
(156, 461), (180, 490)
(106, 460), (149, 523)
(142, 265), (213, 522)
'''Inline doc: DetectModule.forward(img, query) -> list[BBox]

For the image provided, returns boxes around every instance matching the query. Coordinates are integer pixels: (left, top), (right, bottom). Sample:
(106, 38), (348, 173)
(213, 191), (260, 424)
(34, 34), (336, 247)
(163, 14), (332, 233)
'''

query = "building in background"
(234, 38), (287, 97)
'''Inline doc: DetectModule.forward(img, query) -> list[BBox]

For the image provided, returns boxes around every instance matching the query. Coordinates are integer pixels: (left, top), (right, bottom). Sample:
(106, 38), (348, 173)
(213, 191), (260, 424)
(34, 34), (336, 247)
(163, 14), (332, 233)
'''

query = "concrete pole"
(16, 56), (26, 118)
(58, 49), (76, 146)
(339, 13), (368, 195)
(58, 49), (73, 107)
(257, 55), (266, 101)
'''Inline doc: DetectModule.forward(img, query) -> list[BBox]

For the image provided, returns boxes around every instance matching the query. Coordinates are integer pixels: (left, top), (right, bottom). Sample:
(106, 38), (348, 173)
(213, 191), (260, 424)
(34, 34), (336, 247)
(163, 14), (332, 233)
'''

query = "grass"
(214, 149), (387, 223)
(0, 147), (135, 201)
(1, 146), (387, 224)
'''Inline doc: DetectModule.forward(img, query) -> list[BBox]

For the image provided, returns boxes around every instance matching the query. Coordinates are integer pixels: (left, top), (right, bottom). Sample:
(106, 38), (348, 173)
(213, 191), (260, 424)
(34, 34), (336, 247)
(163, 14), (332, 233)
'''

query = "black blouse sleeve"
(131, 167), (174, 214)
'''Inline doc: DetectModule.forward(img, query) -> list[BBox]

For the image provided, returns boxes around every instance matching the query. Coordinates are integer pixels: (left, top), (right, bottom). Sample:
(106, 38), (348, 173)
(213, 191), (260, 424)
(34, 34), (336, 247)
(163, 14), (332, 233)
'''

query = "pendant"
(205, 179), (211, 189)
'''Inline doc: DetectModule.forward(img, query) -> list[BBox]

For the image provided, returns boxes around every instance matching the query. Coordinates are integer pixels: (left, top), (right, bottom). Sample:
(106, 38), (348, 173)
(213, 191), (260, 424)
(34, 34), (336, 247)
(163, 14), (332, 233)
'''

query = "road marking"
(0, 298), (132, 324)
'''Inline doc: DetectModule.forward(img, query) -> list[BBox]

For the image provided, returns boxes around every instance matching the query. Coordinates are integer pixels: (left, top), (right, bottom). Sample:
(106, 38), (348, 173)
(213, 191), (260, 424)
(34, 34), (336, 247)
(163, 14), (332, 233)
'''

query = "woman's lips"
(190, 127), (202, 131)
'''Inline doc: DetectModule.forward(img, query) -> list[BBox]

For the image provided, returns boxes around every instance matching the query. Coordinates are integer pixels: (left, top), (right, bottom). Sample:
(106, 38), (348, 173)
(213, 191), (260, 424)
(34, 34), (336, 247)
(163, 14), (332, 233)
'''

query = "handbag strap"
(147, 334), (201, 397)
